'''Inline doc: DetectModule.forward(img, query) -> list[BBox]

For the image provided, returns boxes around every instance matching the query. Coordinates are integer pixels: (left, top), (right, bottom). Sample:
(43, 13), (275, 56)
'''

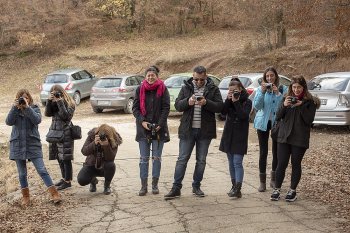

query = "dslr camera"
(147, 123), (158, 139)
(18, 97), (26, 105)
(54, 91), (62, 98)
(196, 96), (204, 101)
(290, 97), (298, 104)
(99, 132), (107, 141)
(233, 91), (240, 99)
(265, 83), (272, 90)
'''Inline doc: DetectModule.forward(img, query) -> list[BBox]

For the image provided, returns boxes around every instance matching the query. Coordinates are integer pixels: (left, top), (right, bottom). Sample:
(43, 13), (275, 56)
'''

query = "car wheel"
(124, 98), (133, 114)
(92, 107), (103, 113)
(73, 92), (81, 105)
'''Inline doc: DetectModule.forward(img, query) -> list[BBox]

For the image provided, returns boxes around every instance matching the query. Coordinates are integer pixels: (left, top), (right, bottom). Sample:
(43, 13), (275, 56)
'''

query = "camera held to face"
(99, 132), (107, 141)
(265, 83), (272, 90)
(196, 96), (204, 101)
(54, 91), (62, 98)
(233, 90), (240, 99)
(18, 97), (26, 105)
(290, 97), (298, 104)
(147, 123), (158, 139)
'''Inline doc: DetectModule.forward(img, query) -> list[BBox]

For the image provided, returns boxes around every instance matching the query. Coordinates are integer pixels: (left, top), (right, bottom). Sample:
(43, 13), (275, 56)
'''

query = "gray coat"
(6, 105), (42, 160)
(45, 99), (75, 160)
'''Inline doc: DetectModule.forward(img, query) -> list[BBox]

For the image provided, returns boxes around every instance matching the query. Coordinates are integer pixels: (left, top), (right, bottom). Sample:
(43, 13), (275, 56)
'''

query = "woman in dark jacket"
(45, 85), (75, 190)
(77, 124), (122, 195)
(270, 75), (320, 202)
(132, 66), (170, 196)
(6, 89), (61, 206)
(219, 78), (252, 198)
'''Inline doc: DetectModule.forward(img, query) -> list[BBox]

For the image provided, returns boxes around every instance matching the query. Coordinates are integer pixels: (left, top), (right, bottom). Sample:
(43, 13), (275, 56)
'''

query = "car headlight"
(337, 94), (350, 107)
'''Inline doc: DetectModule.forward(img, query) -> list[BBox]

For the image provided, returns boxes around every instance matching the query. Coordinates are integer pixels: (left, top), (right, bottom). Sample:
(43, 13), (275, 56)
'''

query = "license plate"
(98, 100), (111, 106)
(320, 99), (327, 105)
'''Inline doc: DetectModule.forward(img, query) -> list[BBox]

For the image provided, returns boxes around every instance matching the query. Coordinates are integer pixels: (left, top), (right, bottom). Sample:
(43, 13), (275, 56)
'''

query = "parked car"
(218, 75), (253, 100)
(164, 73), (221, 111)
(308, 72), (350, 129)
(90, 74), (144, 113)
(39, 68), (97, 106)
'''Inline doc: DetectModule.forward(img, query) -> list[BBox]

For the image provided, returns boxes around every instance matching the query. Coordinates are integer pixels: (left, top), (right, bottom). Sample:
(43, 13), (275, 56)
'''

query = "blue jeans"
(15, 158), (54, 189)
(173, 128), (211, 189)
(139, 139), (164, 179)
(227, 153), (244, 183)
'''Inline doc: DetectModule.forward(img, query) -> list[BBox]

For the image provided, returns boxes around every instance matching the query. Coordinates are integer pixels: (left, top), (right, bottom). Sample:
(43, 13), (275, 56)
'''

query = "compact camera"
(196, 96), (204, 101)
(265, 83), (273, 89)
(147, 123), (158, 139)
(233, 91), (240, 99)
(54, 92), (62, 98)
(290, 97), (298, 104)
(18, 97), (26, 105)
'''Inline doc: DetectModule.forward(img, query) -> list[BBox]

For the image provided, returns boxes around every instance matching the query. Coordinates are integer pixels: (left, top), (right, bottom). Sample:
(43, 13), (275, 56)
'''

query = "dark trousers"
(257, 120), (278, 173)
(58, 159), (73, 181)
(77, 161), (116, 186)
(275, 143), (306, 190)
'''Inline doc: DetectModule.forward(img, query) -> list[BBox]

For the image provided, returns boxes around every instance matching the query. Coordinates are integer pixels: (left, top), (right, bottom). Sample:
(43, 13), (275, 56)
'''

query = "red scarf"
(140, 79), (166, 116)
(295, 91), (305, 100)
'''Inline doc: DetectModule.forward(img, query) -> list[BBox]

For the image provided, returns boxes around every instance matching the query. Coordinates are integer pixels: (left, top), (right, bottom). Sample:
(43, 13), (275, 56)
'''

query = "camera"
(18, 97), (26, 105)
(147, 123), (158, 139)
(265, 83), (272, 89)
(99, 132), (107, 141)
(196, 96), (204, 101)
(54, 92), (62, 98)
(290, 97), (298, 104)
(233, 91), (240, 99)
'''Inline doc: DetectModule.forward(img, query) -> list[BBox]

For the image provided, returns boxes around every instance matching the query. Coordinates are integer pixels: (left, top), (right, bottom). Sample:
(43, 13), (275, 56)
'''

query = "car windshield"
(218, 77), (251, 89)
(164, 76), (187, 87)
(95, 78), (122, 88)
(45, 74), (68, 83)
(311, 77), (350, 91)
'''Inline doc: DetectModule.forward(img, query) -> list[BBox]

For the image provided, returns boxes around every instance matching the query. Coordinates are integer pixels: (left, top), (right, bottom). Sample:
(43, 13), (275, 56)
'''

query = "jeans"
(138, 139), (164, 179)
(77, 161), (116, 186)
(257, 120), (278, 173)
(15, 158), (54, 189)
(227, 153), (244, 183)
(173, 128), (211, 189)
(58, 159), (73, 181)
(275, 143), (306, 190)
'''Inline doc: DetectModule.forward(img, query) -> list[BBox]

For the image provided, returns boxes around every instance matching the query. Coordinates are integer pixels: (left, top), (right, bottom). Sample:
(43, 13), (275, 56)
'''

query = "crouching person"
(77, 124), (122, 195)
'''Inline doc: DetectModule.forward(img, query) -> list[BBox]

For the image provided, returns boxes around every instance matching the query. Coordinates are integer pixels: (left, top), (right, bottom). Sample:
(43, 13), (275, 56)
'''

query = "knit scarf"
(140, 79), (166, 116)
(295, 91), (305, 100)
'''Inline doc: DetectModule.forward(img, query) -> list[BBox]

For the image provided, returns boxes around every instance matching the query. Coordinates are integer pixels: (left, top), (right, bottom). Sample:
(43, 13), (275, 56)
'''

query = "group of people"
(6, 65), (319, 207)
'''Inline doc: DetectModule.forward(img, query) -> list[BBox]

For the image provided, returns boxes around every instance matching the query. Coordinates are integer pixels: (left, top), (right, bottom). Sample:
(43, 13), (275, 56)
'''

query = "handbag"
(70, 122), (82, 140)
(271, 120), (281, 141)
(46, 129), (64, 143)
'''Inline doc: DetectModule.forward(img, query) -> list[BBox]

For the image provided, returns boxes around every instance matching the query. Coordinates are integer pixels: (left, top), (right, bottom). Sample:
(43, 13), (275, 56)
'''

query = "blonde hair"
(50, 85), (75, 108)
(16, 89), (34, 105)
(95, 124), (122, 149)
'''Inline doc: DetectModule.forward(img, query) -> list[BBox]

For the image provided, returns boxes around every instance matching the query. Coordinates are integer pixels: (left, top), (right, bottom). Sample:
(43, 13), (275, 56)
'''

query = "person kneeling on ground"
(77, 124), (122, 195)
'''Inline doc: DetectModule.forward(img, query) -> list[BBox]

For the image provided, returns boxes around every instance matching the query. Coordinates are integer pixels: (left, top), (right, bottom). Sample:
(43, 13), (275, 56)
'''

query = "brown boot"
(48, 186), (61, 204)
(21, 187), (30, 206)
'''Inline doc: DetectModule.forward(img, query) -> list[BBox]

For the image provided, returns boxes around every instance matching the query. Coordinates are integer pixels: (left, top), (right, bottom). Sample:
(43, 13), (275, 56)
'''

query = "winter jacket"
(253, 85), (288, 131)
(6, 105), (42, 160)
(45, 99), (75, 160)
(81, 129), (118, 166)
(275, 97), (318, 149)
(133, 86), (170, 142)
(175, 77), (223, 140)
(219, 92), (252, 155)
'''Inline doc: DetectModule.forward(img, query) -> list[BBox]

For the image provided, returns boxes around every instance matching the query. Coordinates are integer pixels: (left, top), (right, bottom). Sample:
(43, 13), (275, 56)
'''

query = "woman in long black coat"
(219, 77), (252, 198)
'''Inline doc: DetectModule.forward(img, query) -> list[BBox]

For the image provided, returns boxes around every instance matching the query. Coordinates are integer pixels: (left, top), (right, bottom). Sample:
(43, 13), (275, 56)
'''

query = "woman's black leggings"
(257, 120), (278, 173)
(77, 161), (116, 186)
(58, 159), (73, 181)
(275, 143), (307, 190)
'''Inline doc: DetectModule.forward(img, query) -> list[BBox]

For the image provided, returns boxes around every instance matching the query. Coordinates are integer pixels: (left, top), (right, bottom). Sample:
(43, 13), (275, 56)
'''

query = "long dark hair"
(263, 66), (280, 87)
(229, 77), (248, 95)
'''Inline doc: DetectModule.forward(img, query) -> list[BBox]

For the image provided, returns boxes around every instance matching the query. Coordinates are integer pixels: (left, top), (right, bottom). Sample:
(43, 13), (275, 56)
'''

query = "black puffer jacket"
(219, 92), (252, 155)
(133, 86), (170, 142)
(45, 99), (75, 160)
(175, 77), (223, 139)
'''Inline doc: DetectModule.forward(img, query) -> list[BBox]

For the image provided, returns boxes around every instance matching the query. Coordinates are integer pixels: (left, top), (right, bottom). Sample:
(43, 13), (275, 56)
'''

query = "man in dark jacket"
(164, 66), (223, 199)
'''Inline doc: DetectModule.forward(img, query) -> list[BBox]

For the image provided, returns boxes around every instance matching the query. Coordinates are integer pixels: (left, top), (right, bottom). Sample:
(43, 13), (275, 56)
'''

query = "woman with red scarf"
(270, 76), (320, 202)
(133, 66), (170, 196)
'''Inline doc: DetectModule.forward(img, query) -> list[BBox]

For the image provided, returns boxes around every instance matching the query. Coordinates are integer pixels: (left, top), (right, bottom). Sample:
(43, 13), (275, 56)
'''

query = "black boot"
(152, 177), (159, 194)
(227, 179), (236, 196)
(139, 178), (148, 196)
(164, 187), (181, 200)
(258, 173), (266, 192)
(89, 177), (98, 192)
(231, 182), (242, 198)
(103, 180), (111, 195)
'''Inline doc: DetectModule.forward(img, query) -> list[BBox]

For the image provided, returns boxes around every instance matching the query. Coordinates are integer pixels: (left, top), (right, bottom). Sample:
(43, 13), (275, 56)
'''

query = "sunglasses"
(193, 78), (206, 82)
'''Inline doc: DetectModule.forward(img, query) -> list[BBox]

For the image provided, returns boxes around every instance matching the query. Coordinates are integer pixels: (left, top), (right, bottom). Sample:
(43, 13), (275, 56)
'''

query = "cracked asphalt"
(0, 104), (343, 233)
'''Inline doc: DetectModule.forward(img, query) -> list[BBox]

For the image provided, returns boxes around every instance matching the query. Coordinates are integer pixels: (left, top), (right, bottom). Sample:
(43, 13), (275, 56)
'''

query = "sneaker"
(285, 189), (297, 202)
(270, 188), (280, 201)
(192, 187), (205, 197)
(164, 188), (181, 200)
(54, 179), (64, 187)
(57, 181), (71, 191)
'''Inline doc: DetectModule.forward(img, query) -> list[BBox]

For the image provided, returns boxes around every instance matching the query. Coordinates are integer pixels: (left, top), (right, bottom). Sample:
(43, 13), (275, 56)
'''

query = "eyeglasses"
(193, 78), (206, 82)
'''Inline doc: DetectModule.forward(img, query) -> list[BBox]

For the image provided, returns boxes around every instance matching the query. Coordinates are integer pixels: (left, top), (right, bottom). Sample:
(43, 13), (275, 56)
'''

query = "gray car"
(308, 72), (350, 129)
(40, 68), (97, 106)
(90, 74), (144, 113)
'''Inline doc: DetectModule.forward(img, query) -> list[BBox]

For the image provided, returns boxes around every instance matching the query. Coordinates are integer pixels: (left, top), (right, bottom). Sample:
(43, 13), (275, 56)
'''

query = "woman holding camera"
(77, 124), (122, 194)
(219, 78), (252, 198)
(253, 67), (287, 192)
(6, 89), (61, 206)
(45, 85), (75, 190)
(270, 76), (319, 202)
(133, 66), (170, 196)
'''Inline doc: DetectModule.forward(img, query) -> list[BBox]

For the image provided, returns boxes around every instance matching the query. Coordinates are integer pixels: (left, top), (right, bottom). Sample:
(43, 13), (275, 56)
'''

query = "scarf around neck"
(140, 79), (166, 116)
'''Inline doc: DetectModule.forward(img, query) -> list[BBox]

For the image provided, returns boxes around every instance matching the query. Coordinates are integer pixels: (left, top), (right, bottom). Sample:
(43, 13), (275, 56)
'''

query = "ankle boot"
(89, 177), (98, 192)
(231, 182), (242, 198)
(21, 187), (30, 206)
(227, 179), (236, 196)
(258, 173), (266, 192)
(139, 178), (148, 196)
(103, 181), (111, 195)
(270, 171), (276, 188)
(152, 177), (159, 194)
(48, 186), (61, 204)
